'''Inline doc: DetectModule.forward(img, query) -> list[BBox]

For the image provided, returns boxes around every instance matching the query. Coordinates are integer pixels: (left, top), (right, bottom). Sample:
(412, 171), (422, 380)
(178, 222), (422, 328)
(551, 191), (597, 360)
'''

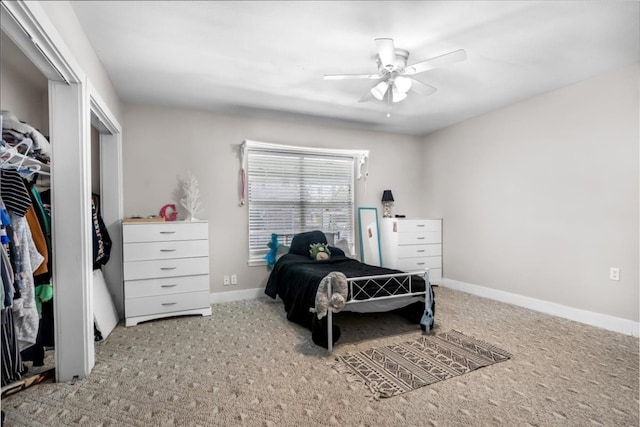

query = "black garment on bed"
(265, 253), (427, 332)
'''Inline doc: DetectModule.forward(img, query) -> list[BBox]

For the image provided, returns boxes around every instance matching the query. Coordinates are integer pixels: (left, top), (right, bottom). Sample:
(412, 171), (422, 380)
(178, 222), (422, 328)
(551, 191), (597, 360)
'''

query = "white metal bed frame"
(325, 269), (431, 352)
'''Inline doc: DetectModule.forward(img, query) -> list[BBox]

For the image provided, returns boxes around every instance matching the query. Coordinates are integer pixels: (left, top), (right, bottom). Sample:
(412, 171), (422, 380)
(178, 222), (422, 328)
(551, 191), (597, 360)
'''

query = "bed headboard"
(279, 231), (339, 247)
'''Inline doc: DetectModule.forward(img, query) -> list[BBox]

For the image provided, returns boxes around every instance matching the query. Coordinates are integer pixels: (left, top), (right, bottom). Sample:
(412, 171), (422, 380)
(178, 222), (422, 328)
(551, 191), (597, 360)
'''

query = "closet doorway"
(90, 90), (124, 320)
(1, 27), (53, 387)
(1, 1), (124, 383)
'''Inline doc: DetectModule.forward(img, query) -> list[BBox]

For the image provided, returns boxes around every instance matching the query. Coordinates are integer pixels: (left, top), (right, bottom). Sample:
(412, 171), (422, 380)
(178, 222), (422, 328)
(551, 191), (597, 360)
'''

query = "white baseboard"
(210, 288), (266, 304)
(441, 278), (639, 338)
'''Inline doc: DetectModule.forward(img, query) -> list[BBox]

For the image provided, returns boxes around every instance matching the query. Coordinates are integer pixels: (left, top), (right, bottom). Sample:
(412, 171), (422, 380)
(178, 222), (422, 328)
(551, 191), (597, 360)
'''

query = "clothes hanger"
(0, 139), (50, 176)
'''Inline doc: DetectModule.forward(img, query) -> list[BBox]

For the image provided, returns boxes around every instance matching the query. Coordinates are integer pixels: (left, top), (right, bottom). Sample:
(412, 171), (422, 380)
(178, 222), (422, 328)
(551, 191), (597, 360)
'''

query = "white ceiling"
(70, 1), (639, 136)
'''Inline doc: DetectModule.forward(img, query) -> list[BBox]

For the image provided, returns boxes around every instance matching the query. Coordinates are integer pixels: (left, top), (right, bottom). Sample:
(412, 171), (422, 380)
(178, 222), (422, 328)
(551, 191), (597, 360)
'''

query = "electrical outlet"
(231, 274), (238, 285)
(223, 275), (230, 286)
(610, 267), (620, 281)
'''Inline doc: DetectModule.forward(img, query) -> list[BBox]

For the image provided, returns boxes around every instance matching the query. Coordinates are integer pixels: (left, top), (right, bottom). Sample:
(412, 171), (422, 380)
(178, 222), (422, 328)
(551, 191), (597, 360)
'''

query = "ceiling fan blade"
(375, 38), (395, 67)
(408, 78), (438, 96)
(324, 73), (380, 80)
(404, 49), (467, 75)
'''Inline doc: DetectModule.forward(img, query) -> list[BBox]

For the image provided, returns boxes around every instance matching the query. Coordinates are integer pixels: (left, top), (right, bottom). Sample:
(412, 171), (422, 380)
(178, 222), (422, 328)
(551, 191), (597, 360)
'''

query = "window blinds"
(247, 148), (355, 261)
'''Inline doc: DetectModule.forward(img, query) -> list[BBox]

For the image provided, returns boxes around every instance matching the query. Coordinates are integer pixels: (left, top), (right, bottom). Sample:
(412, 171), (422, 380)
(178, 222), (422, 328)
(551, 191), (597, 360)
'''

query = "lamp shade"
(381, 190), (394, 202)
(391, 87), (407, 103)
(394, 75), (412, 94)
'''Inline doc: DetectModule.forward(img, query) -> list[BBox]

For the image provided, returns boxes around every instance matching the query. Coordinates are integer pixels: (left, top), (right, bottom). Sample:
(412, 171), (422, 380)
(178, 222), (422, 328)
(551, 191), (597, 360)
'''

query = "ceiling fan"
(324, 38), (467, 104)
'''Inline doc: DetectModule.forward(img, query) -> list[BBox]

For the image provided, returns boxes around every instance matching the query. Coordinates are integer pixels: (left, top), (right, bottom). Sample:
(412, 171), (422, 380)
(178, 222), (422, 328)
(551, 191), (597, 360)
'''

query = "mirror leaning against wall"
(358, 207), (382, 266)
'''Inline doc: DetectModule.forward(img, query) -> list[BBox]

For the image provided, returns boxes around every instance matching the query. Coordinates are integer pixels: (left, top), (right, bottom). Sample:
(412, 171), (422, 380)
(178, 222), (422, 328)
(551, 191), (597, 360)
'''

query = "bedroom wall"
(421, 63), (639, 323)
(122, 104), (425, 294)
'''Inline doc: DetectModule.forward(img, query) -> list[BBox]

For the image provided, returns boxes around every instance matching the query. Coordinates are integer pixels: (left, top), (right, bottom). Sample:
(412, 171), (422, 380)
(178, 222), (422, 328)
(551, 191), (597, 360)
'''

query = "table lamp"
(381, 190), (394, 218)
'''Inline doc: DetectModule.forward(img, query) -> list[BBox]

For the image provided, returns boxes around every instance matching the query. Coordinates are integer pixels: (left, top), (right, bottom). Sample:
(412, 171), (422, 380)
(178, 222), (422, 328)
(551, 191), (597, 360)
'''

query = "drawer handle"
(160, 231), (176, 234)
(161, 302), (177, 306)
(161, 284), (177, 288)
(160, 249), (177, 252)
(416, 237), (425, 240)
(416, 224), (425, 227)
(417, 250), (425, 253)
(416, 262), (426, 266)
(160, 267), (177, 271)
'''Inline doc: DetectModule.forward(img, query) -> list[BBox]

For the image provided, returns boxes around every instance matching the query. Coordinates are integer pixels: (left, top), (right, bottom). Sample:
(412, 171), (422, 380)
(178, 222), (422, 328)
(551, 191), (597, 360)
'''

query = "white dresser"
(122, 221), (212, 326)
(380, 218), (442, 284)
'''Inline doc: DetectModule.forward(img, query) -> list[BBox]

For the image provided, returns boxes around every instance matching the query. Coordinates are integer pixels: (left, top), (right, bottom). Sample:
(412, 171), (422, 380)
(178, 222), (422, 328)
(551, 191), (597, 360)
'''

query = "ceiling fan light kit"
(325, 38), (466, 110)
(391, 88), (407, 103)
(393, 75), (412, 93)
(371, 81), (389, 100)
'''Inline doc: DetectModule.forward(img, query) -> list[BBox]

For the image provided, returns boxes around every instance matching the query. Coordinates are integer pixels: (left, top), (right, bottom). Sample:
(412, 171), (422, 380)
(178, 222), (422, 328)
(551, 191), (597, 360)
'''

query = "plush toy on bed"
(264, 233), (289, 270)
(309, 242), (331, 261)
(311, 271), (348, 320)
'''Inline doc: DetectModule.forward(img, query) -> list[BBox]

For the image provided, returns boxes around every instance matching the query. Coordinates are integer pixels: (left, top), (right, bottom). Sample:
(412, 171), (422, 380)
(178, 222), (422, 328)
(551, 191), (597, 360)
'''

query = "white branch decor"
(180, 171), (203, 221)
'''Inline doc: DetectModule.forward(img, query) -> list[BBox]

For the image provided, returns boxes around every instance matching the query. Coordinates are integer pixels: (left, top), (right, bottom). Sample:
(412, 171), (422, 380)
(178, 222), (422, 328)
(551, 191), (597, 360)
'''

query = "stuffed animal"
(264, 233), (280, 269)
(309, 242), (331, 260)
(264, 233), (288, 269)
(310, 271), (348, 319)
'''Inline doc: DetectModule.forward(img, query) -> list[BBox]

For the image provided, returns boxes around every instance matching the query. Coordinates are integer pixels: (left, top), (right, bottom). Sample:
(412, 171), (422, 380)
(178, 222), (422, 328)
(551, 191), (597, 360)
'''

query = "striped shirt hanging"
(1, 169), (31, 217)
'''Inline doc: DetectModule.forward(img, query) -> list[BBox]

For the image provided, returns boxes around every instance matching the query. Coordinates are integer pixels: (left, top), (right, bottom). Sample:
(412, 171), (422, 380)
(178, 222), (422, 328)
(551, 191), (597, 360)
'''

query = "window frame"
(242, 140), (368, 266)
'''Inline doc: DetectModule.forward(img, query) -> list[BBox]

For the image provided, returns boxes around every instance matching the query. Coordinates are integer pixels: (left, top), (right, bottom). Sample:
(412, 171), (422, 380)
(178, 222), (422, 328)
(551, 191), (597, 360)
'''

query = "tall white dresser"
(380, 218), (442, 284)
(122, 220), (212, 326)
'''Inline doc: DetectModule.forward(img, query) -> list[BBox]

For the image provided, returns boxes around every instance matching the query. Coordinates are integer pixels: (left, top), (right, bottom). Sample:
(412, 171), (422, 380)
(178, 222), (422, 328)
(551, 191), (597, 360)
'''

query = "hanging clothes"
(24, 204), (52, 314)
(1, 113), (53, 384)
(26, 184), (54, 357)
(91, 195), (112, 270)
(0, 206), (14, 308)
(28, 184), (51, 262)
(1, 237), (24, 386)
(9, 212), (44, 350)
(25, 205), (47, 277)
(0, 169), (32, 217)
(1, 308), (25, 386)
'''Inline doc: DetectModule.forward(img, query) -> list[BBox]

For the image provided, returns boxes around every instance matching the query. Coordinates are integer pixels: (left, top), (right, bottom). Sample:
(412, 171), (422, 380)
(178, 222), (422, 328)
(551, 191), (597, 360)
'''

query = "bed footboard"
(326, 269), (432, 352)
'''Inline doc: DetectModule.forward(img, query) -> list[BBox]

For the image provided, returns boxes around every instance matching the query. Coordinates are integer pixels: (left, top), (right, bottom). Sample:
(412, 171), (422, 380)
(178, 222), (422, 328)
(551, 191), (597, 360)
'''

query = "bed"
(265, 231), (435, 351)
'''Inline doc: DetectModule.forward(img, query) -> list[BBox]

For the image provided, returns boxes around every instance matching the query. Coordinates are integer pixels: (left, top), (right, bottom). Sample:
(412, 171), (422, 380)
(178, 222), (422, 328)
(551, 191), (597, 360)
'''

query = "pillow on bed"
(327, 246), (345, 257)
(288, 230), (328, 256)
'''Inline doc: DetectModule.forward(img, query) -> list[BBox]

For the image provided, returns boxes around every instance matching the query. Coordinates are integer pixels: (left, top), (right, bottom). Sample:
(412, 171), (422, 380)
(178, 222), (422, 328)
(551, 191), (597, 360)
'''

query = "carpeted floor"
(2, 286), (639, 426)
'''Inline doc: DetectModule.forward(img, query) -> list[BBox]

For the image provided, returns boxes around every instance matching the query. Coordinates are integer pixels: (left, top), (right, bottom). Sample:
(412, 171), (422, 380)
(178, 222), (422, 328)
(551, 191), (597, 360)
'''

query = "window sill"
(247, 259), (267, 267)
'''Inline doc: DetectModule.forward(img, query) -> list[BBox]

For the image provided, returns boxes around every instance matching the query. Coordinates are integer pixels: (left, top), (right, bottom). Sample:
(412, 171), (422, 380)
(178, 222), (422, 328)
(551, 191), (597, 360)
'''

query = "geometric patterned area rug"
(334, 330), (511, 398)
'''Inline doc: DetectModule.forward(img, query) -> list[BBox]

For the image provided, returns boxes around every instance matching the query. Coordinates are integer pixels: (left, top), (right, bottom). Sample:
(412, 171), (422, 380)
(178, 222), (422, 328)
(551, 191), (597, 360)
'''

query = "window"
(244, 141), (365, 263)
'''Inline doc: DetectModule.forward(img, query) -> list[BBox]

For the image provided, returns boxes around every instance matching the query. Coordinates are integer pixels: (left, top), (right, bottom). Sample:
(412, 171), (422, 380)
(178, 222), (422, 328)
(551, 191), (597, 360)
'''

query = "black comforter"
(265, 253), (426, 330)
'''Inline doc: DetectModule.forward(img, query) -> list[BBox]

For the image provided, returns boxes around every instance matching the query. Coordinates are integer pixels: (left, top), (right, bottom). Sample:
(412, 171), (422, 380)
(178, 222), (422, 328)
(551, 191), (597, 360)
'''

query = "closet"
(1, 29), (55, 389)
(0, 0), (124, 385)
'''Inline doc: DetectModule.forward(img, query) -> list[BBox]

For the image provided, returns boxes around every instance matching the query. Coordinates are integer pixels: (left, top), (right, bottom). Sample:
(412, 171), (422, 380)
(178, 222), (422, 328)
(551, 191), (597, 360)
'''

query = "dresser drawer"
(123, 222), (209, 243)
(123, 240), (209, 262)
(398, 231), (441, 245)
(398, 244), (441, 258)
(125, 290), (211, 318)
(124, 274), (209, 298)
(123, 257), (210, 281)
(397, 256), (442, 271)
(397, 220), (441, 233)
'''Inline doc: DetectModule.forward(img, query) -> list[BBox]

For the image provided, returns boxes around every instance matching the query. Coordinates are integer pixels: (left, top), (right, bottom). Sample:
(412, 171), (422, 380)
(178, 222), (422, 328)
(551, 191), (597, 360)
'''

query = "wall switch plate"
(609, 267), (620, 281)
(231, 274), (238, 285)
(223, 275), (230, 286)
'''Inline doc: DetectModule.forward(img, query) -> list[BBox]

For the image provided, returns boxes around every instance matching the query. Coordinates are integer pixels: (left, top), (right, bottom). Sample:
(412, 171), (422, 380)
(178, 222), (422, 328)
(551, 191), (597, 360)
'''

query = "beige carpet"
(2, 287), (639, 426)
